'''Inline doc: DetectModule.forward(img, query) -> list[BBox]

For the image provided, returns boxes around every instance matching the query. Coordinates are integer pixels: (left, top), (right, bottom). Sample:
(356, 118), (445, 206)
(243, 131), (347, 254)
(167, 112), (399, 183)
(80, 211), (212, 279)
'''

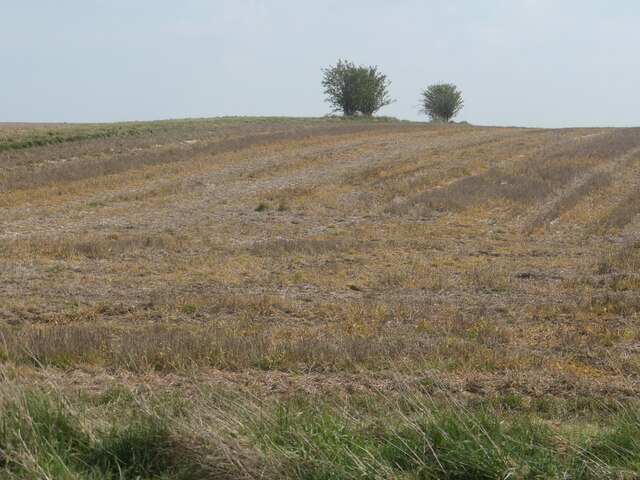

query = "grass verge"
(1, 376), (638, 479)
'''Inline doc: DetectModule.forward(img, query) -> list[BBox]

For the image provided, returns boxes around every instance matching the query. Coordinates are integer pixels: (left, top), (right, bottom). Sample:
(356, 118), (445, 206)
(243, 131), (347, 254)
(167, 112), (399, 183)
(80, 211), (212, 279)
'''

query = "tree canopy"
(420, 83), (464, 122)
(322, 60), (393, 116)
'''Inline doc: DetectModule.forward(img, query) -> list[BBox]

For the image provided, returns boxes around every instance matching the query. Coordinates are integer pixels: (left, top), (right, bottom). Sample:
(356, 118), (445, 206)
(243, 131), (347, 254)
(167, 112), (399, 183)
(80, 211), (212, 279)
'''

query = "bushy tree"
(420, 83), (464, 122)
(322, 60), (393, 116)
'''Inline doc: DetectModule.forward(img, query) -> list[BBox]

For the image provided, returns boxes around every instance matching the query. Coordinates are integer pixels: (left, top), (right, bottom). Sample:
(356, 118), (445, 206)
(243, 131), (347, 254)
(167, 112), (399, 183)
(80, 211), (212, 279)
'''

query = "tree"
(420, 83), (464, 122)
(322, 60), (393, 116)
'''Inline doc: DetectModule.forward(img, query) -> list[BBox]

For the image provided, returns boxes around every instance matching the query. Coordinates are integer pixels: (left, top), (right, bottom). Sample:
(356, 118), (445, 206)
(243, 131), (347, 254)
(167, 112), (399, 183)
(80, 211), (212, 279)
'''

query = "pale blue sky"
(2, 0), (639, 127)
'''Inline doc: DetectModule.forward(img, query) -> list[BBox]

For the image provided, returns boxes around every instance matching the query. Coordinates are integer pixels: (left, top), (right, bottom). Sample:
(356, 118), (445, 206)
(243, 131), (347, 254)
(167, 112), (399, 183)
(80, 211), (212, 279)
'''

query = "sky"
(1, 0), (639, 127)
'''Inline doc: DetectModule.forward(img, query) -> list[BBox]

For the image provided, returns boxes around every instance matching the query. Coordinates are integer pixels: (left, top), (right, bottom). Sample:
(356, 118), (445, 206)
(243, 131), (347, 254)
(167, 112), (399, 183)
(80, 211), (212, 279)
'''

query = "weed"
(88, 199), (106, 208)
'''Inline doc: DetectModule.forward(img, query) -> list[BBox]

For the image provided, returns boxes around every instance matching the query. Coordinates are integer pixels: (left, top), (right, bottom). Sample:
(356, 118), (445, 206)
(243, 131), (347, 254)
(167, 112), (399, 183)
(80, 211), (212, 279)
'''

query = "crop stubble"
(1, 119), (639, 399)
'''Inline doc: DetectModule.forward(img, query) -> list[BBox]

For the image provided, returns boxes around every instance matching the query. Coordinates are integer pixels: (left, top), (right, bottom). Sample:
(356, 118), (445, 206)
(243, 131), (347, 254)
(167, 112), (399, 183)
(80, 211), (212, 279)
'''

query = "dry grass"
(596, 185), (640, 233)
(527, 170), (613, 232)
(1, 118), (640, 474)
(7, 232), (184, 259)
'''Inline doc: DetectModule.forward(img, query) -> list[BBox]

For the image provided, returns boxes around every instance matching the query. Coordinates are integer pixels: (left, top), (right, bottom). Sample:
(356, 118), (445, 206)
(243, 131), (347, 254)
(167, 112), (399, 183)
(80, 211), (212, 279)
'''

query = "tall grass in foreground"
(1, 370), (638, 479)
(245, 394), (640, 479)
(0, 384), (252, 479)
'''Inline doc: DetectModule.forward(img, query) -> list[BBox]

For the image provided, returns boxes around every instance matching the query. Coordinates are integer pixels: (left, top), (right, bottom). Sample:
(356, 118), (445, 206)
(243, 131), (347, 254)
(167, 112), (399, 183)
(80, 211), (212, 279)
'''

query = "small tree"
(322, 60), (393, 116)
(420, 83), (464, 122)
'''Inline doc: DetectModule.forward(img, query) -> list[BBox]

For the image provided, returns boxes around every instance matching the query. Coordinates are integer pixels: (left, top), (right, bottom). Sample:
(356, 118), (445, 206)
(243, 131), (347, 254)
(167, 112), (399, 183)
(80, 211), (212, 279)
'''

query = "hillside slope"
(1, 118), (639, 478)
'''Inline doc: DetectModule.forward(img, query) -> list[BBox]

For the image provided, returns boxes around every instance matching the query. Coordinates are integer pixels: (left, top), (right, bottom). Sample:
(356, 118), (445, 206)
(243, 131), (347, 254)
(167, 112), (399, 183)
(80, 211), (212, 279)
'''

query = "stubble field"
(1, 117), (639, 478)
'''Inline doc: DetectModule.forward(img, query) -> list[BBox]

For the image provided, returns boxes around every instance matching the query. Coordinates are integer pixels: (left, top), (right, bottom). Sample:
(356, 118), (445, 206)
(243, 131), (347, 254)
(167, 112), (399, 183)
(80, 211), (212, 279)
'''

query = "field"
(1, 117), (639, 478)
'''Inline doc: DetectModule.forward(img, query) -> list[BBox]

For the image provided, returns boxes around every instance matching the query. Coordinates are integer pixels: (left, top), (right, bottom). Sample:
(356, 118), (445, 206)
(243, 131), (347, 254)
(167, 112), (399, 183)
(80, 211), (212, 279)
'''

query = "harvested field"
(1, 117), (639, 478)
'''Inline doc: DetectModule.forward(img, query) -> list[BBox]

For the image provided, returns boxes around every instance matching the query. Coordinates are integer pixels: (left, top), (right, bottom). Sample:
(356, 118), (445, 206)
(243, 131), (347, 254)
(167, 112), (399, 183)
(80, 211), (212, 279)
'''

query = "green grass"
(0, 116), (408, 152)
(0, 124), (148, 152)
(0, 393), (175, 479)
(245, 394), (640, 479)
(0, 389), (195, 480)
(2, 383), (637, 479)
(255, 201), (270, 212)
(323, 114), (410, 123)
(0, 117), (274, 152)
